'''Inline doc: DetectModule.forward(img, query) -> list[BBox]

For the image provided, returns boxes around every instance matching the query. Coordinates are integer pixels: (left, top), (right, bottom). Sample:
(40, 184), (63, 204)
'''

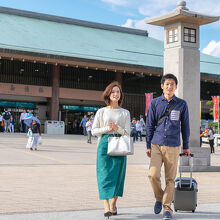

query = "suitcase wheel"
(175, 210), (178, 212)
(192, 210), (195, 213)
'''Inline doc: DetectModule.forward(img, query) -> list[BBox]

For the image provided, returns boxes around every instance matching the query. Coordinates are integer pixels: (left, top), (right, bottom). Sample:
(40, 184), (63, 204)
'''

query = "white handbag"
(108, 135), (134, 156)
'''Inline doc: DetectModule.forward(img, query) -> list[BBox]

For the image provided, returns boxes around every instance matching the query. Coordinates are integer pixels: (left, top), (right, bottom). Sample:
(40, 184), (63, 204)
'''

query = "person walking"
(80, 115), (88, 136)
(85, 118), (93, 143)
(28, 120), (41, 151)
(208, 127), (215, 153)
(9, 114), (14, 133)
(92, 81), (130, 218)
(3, 108), (11, 133)
(146, 74), (190, 220)
(20, 109), (27, 133)
(135, 120), (142, 141)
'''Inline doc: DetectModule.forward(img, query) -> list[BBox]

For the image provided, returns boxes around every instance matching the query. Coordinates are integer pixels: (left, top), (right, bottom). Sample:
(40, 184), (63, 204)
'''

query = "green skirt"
(97, 134), (127, 200)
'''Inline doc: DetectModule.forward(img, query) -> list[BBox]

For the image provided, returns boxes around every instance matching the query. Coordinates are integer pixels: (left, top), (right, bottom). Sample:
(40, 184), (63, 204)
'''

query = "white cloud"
(121, 18), (133, 28)
(202, 40), (220, 57)
(102, 0), (220, 19)
(103, 0), (220, 47)
(121, 18), (164, 41)
(101, 0), (128, 6)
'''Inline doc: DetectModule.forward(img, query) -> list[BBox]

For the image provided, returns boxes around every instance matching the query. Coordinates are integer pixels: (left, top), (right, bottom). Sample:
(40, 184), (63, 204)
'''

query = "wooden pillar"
(115, 72), (122, 85)
(49, 65), (60, 120)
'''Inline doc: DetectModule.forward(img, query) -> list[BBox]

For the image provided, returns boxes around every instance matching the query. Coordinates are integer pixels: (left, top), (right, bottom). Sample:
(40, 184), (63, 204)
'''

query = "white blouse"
(92, 107), (131, 143)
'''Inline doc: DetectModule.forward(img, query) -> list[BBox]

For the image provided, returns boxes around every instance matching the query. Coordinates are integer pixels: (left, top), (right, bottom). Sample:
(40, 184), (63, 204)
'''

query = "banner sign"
(62, 105), (99, 112)
(212, 96), (219, 122)
(145, 93), (153, 115)
(0, 101), (35, 108)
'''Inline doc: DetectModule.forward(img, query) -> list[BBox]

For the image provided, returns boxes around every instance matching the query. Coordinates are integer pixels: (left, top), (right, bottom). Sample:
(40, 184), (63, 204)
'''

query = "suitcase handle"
(179, 153), (194, 189)
(179, 153), (194, 157)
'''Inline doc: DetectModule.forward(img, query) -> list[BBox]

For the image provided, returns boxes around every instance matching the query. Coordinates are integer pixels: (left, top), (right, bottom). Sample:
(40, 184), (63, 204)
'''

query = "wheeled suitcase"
(174, 153), (198, 213)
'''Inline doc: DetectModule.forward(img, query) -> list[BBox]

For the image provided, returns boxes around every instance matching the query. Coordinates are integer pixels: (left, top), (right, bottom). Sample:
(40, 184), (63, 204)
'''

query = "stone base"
(179, 147), (218, 172)
(180, 147), (210, 166)
(180, 166), (220, 172)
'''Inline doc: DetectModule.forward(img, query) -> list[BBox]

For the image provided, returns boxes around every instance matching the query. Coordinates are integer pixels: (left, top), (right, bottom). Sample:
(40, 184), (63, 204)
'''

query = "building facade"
(0, 7), (219, 133)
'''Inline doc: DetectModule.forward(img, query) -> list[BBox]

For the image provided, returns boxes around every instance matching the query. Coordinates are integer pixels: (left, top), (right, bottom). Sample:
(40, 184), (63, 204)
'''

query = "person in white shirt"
(20, 109), (27, 133)
(92, 81), (130, 218)
(86, 118), (93, 144)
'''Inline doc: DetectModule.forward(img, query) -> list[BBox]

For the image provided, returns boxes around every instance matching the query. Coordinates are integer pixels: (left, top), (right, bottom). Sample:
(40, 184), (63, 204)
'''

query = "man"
(3, 108), (11, 133)
(146, 74), (190, 220)
(80, 115), (88, 136)
(20, 109), (27, 133)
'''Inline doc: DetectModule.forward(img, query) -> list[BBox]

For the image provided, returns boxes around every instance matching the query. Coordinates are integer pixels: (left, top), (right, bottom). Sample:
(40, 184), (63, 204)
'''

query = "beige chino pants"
(148, 144), (181, 213)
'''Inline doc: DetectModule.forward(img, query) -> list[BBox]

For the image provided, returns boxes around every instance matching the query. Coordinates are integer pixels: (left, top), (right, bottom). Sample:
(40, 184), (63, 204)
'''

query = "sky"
(0, 0), (220, 57)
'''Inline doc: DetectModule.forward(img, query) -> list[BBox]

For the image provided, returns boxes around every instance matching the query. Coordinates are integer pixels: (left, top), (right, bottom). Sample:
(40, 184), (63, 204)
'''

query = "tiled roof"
(0, 7), (219, 76)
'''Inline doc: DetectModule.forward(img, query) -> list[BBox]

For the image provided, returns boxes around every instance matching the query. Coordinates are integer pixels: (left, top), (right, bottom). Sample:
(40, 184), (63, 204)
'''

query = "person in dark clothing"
(130, 119), (136, 142)
(3, 108), (11, 132)
(28, 120), (41, 150)
(208, 127), (215, 153)
(146, 74), (190, 220)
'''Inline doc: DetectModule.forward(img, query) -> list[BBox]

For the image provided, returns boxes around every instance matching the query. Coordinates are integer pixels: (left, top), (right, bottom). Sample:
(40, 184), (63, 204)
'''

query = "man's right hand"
(146, 149), (151, 158)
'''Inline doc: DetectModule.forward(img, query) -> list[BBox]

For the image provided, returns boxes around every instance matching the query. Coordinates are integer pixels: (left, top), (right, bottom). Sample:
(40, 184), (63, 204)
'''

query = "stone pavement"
(0, 133), (219, 220)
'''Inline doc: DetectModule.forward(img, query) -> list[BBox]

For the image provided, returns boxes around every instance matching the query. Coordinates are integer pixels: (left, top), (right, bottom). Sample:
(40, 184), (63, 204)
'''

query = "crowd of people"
(0, 108), (41, 151)
(81, 113), (148, 145)
(130, 115), (145, 142)
(0, 74), (218, 220)
(0, 108), (35, 133)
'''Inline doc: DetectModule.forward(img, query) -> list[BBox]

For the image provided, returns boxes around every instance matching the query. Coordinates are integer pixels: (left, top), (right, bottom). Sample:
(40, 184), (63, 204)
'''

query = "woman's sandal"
(104, 211), (112, 219)
(111, 206), (117, 215)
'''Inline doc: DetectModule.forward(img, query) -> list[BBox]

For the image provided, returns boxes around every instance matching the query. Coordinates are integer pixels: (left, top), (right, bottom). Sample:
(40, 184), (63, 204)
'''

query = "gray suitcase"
(174, 153), (198, 213)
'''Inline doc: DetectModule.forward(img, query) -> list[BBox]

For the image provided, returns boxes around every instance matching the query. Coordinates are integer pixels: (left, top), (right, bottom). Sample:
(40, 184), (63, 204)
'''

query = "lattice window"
(184, 27), (196, 43)
(167, 27), (178, 43)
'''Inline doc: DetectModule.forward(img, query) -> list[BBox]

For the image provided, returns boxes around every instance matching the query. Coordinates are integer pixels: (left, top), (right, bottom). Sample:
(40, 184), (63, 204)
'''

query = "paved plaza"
(0, 133), (220, 219)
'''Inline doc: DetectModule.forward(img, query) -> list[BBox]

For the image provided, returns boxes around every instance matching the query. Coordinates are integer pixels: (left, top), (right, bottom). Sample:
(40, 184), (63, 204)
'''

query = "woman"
(92, 81), (130, 218)
(208, 127), (215, 153)
(29, 120), (41, 150)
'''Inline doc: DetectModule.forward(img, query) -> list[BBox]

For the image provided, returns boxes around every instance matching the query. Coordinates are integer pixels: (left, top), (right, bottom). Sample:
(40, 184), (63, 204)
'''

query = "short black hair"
(161, 74), (178, 85)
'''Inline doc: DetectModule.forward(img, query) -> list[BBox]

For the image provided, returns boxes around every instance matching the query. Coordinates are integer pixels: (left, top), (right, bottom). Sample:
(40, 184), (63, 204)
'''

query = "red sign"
(145, 93), (153, 115)
(212, 96), (219, 122)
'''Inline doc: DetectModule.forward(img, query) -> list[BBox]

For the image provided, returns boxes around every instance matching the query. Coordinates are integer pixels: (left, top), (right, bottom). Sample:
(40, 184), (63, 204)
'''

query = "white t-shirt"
(208, 130), (214, 140)
(86, 121), (92, 132)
